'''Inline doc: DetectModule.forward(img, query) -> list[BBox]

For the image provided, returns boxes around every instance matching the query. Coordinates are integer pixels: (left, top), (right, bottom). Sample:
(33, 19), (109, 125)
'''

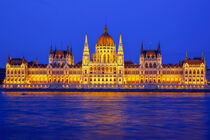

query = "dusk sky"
(0, 0), (210, 67)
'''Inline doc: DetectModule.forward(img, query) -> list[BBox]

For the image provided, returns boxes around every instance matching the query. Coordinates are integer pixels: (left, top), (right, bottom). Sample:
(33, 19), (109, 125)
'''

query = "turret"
(67, 43), (70, 54)
(7, 54), (10, 63)
(22, 54), (26, 64)
(55, 44), (57, 52)
(50, 41), (53, 54)
(104, 20), (107, 33)
(185, 52), (188, 61)
(201, 52), (204, 62)
(141, 41), (144, 54)
(139, 41), (144, 65)
(179, 57), (182, 65)
(70, 45), (73, 56)
(157, 41), (161, 54)
(117, 34), (124, 66)
(82, 34), (90, 66)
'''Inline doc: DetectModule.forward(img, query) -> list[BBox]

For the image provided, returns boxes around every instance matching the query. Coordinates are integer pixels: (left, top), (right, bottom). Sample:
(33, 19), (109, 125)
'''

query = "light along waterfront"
(3, 23), (207, 89)
(0, 92), (210, 139)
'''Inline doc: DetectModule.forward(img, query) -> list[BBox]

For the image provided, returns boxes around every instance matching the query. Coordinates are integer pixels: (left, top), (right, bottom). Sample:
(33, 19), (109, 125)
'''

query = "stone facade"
(4, 23), (207, 88)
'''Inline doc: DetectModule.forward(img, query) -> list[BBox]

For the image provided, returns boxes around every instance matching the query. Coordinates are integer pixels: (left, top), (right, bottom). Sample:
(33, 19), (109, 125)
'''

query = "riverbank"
(1, 88), (210, 93)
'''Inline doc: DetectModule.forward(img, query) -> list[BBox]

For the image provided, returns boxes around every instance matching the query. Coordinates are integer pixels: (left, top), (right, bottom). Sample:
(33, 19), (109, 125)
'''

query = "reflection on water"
(0, 92), (210, 139)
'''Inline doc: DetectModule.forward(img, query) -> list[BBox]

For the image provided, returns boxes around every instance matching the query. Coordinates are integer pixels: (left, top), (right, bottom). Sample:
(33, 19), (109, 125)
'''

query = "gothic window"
(185, 70), (188, 74)
(193, 70), (196, 74)
(114, 68), (116, 74)
(145, 63), (148, 68)
(189, 70), (192, 74)
(103, 55), (106, 63)
(197, 70), (200, 74)
(102, 67), (105, 74)
(149, 63), (152, 68)
(201, 70), (204, 74)
(153, 63), (157, 68)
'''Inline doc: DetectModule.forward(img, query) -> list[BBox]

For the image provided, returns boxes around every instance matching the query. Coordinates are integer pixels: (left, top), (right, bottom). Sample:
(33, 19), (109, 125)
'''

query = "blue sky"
(0, 0), (210, 67)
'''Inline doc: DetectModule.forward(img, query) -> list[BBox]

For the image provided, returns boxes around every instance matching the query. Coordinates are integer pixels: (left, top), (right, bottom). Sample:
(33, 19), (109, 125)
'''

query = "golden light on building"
(3, 22), (207, 89)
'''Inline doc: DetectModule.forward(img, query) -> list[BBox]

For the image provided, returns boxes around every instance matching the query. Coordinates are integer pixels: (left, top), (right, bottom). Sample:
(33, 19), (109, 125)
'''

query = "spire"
(50, 41), (53, 54)
(55, 44), (57, 52)
(83, 34), (89, 53)
(70, 45), (73, 55)
(179, 57), (182, 65)
(8, 54), (10, 63)
(22, 54), (26, 63)
(22, 54), (25, 60)
(119, 33), (122, 44)
(141, 41), (144, 53)
(185, 52), (188, 61)
(83, 34), (90, 65)
(201, 52), (204, 61)
(157, 41), (160, 53)
(85, 33), (88, 44)
(104, 20), (107, 33)
(118, 33), (123, 54)
(67, 42), (70, 54)
(36, 58), (38, 64)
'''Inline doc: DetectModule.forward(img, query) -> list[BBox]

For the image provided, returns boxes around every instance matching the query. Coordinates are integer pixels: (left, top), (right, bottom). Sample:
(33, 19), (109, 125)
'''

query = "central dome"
(96, 23), (115, 46)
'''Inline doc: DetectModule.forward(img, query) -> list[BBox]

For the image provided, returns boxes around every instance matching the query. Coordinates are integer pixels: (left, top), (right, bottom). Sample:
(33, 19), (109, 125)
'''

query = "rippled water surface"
(0, 92), (210, 140)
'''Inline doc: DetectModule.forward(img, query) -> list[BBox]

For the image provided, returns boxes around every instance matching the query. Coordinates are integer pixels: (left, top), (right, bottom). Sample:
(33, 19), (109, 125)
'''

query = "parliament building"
(3, 23), (207, 89)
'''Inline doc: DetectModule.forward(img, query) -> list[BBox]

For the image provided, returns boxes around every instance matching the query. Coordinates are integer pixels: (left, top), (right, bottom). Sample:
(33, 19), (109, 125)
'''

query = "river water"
(0, 92), (210, 140)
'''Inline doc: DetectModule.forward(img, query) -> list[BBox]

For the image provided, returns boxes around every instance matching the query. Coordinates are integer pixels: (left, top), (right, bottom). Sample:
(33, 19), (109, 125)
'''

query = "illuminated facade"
(4, 23), (207, 89)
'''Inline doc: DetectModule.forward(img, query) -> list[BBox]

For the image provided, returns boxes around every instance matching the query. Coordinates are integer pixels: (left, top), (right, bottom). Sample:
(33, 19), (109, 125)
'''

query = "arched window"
(145, 63), (148, 68)
(153, 63), (157, 68)
(189, 70), (192, 74)
(114, 68), (116, 74)
(201, 70), (204, 74)
(103, 55), (106, 63)
(193, 70), (196, 74)
(102, 67), (104, 74)
(197, 70), (200, 74)
(185, 70), (188, 74)
(149, 63), (152, 68)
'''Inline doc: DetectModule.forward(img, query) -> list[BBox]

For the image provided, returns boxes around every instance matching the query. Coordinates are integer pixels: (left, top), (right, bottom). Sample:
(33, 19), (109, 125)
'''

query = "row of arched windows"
(7, 70), (24, 75)
(185, 69), (204, 75)
(89, 67), (117, 74)
(145, 63), (157, 68)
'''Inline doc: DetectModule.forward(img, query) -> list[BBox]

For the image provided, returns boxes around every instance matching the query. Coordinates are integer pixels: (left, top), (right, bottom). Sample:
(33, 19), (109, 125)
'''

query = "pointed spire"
(185, 52), (188, 61)
(8, 54), (10, 63)
(141, 41), (144, 53)
(22, 54), (25, 60)
(104, 20), (107, 33)
(67, 42), (70, 54)
(118, 33), (123, 54)
(70, 45), (73, 55)
(157, 41), (160, 53)
(22, 54), (26, 63)
(85, 33), (88, 44)
(119, 33), (122, 44)
(36, 58), (38, 64)
(83, 34), (90, 65)
(179, 57), (182, 65)
(50, 41), (53, 54)
(83, 34), (89, 53)
(55, 44), (57, 51)
(201, 52), (204, 61)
